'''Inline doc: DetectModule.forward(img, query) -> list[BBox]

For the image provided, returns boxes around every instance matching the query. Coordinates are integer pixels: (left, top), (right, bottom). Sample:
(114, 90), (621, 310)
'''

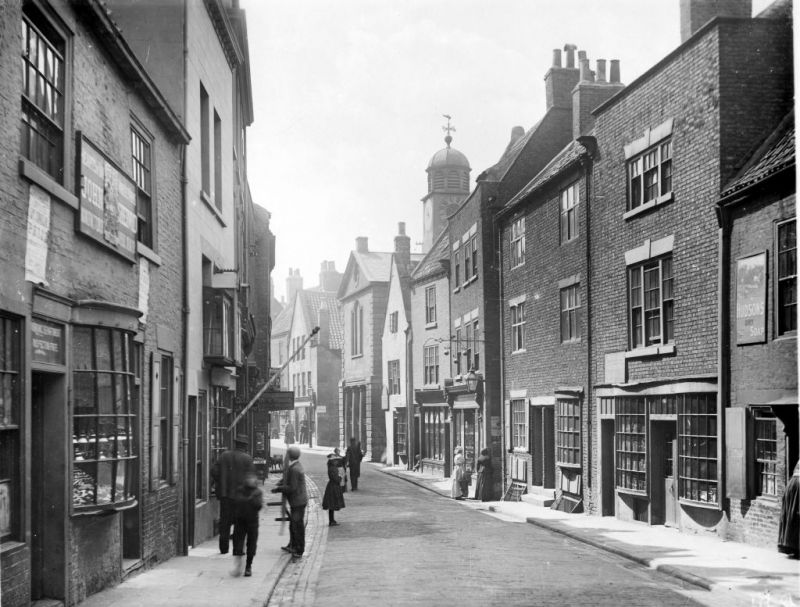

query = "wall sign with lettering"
(77, 134), (137, 261)
(31, 318), (65, 365)
(736, 252), (767, 345)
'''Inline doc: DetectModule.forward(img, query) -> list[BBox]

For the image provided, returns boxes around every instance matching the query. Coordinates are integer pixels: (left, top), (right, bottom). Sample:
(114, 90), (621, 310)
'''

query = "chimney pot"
(552, 49), (562, 67)
(610, 59), (621, 84)
(579, 58), (593, 82)
(563, 43), (577, 68)
(356, 236), (368, 253)
(398, 221), (406, 236)
(578, 50), (587, 62)
(596, 59), (607, 83)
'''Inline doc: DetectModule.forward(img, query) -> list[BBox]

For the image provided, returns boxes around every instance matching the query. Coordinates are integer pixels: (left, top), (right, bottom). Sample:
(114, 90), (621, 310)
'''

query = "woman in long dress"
(451, 447), (465, 500)
(778, 462), (800, 558)
(322, 454), (346, 526)
(474, 448), (493, 501)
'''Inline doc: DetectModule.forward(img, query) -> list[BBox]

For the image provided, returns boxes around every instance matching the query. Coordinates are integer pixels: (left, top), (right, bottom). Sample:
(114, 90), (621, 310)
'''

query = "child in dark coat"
(322, 454), (346, 526)
(231, 473), (263, 577)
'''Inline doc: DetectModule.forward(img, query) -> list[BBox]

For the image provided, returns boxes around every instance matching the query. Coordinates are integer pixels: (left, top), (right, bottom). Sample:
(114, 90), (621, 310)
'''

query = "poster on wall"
(25, 184), (51, 285)
(77, 134), (138, 262)
(736, 252), (767, 345)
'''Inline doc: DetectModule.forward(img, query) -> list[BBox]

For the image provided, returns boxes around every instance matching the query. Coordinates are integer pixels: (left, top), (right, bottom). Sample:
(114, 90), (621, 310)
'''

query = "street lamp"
(466, 368), (479, 392)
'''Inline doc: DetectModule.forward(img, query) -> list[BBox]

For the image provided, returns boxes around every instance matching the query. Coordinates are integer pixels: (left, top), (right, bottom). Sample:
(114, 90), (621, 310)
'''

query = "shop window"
(425, 286), (437, 325)
(560, 182), (579, 243)
(423, 345), (439, 385)
(777, 219), (796, 335)
(556, 399), (580, 466)
(423, 408), (445, 461)
(131, 126), (153, 248)
(211, 388), (231, 469)
(511, 399), (527, 450)
(0, 316), (22, 540)
(560, 284), (581, 342)
(510, 301), (525, 352)
(21, 4), (67, 183)
(511, 217), (525, 268)
(628, 256), (673, 349)
(678, 394), (718, 505)
(203, 288), (234, 364)
(395, 409), (407, 458)
(754, 408), (778, 496)
(72, 326), (137, 509)
(615, 397), (646, 493)
(627, 139), (672, 211)
(388, 359), (400, 395)
(195, 391), (207, 501)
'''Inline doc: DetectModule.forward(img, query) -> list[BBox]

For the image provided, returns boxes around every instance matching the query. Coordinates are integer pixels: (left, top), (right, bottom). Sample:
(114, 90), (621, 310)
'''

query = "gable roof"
(411, 228), (450, 284)
(336, 250), (394, 299)
(721, 111), (795, 199)
(272, 303), (293, 337)
(297, 290), (344, 351)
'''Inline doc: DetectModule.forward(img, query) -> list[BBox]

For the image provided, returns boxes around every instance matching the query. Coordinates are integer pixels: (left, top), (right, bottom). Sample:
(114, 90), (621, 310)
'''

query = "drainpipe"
(180, 0), (190, 556)
(493, 195), (508, 497)
(405, 322), (413, 470)
(715, 201), (730, 505)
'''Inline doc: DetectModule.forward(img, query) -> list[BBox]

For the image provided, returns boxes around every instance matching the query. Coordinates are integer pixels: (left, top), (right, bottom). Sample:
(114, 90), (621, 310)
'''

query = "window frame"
(510, 301), (525, 352)
(615, 396), (647, 494)
(677, 394), (718, 506)
(627, 138), (672, 212)
(423, 345), (439, 386)
(453, 250), (461, 289)
(453, 327), (462, 376)
(202, 288), (235, 363)
(0, 315), (22, 541)
(511, 399), (528, 451)
(511, 217), (525, 268)
(559, 182), (579, 244)
(351, 301), (363, 357)
(560, 284), (582, 343)
(753, 407), (778, 497)
(387, 359), (401, 395)
(556, 398), (581, 467)
(389, 311), (398, 334)
(462, 240), (471, 286)
(628, 256), (673, 350)
(471, 235), (478, 278)
(130, 122), (155, 250)
(200, 83), (210, 196)
(425, 285), (437, 325)
(776, 218), (797, 336)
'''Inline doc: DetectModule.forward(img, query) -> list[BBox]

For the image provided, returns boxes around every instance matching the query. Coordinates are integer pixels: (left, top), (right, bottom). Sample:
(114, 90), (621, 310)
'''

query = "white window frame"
(560, 182), (579, 244)
(425, 285), (437, 325)
(511, 217), (525, 268)
(510, 300), (525, 352)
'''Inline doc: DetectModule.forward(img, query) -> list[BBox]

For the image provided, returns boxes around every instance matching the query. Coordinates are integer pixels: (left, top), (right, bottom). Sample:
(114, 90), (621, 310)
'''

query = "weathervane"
(442, 114), (455, 148)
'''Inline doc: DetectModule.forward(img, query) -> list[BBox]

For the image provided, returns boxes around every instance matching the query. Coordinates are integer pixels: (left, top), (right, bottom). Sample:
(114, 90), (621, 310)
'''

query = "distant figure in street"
(333, 447), (348, 492)
(211, 435), (255, 555)
(345, 438), (364, 490)
(451, 447), (466, 500)
(299, 418), (308, 444)
(322, 454), (346, 526)
(778, 461), (800, 558)
(474, 448), (494, 502)
(271, 445), (307, 560)
(230, 472), (263, 577)
(284, 421), (295, 445)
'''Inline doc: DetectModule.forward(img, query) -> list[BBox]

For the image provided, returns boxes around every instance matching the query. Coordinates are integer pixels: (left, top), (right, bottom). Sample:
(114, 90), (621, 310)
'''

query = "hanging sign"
(78, 134), (138, 261)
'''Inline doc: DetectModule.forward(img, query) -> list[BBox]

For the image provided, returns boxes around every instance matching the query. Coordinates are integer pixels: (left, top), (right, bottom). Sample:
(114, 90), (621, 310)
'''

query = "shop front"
(414, 388), (449, 477)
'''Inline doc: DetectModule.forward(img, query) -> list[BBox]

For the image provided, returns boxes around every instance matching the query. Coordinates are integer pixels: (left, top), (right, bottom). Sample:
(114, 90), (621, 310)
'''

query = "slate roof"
(721, 112), (795, 198)
(503, 139), (586, 211)
(757, 0), (792, 20)
(352, 251), (394, 283)
(272, 304), (293, 337)
(298, 290), (344, 351)
(411, 228), (450, 283)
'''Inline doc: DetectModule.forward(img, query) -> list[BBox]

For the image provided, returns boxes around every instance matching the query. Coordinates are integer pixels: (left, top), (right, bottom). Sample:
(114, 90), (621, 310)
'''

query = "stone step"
(527, 485), (556, 498)
(521, 492), (555, 508)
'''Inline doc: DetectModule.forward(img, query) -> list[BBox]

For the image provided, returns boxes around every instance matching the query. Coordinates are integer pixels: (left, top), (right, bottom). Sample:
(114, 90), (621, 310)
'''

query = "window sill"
(200, 190), (226, 227)
(561, 337), (582, 345)
(678, 498), (719, 511)
(1, 540), (26, 556)
(511, 262), (525, 270)
(512, 348), (526, 354)
(72, 497), (138, 516)
(625, 344), (675, 359)
(557, 461), (582, 469)
(19, 157), (78, 210)
(774, 332), (797, 343)
(623, 191), (673, 220)
(137, 242), (162, 266)
(425, 322), (437, 329)
(351, 353), (363, 359)
(615, 487), (647, 497)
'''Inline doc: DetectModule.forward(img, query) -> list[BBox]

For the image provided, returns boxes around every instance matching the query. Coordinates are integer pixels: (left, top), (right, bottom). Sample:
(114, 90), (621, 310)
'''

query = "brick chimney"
(572, 56), (625, 138)
(318, 260), (342, 293)
(355, 236), (368, 253)
(680, 0), (752, 42)
(394, 222), (411, 274)
(544, 43), (580, 111)
(286, 267), (303, 306)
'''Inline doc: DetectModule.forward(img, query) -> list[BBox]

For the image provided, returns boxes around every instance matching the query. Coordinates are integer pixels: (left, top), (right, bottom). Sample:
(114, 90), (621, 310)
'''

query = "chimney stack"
(609, 59), (621, 84)
(318, 260), (342, 292)
(394, 222), (411, 273)
(573, 57), (625, 138)
(286, 267), (303, 305)
(355, 236), (368, 253)
(545, 42), (580, 110)
(679, 0), (752, 43)
(579, 58), (594, 82)
(596, 59), (607, 83)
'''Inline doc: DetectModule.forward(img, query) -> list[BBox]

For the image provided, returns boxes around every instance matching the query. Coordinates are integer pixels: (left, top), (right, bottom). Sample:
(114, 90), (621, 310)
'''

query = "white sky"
(241, 0), (774, 302)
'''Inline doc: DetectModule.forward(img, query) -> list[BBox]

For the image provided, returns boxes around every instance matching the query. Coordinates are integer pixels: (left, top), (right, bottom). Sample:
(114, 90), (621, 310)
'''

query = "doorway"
(601, 419), (615, 516)
(650, 421), (678, 526)
(31, 371), (66, 602)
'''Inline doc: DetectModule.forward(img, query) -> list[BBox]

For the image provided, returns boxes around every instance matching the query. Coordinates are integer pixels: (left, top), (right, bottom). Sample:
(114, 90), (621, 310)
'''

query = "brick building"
(496, 49), (623, 510)
(718, 111), (796, 548)
(587, 0), (793, 540)
(0, 0), (189, 604)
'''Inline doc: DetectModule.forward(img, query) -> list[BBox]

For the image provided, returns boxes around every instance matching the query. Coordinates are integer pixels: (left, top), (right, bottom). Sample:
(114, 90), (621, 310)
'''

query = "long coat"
(211, 448), (254, 499)
(322, 463), (346, 511)
(274, 459), (308, 507)
(345, 443), (363, 477)
(474, 454), (494, 502)
(778, 470), (799, 556)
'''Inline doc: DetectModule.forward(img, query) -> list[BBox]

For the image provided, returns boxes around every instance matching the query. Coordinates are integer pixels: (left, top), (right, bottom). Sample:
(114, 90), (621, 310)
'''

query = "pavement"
(378, 464), (800, 607)
(74, 440), (799, 607)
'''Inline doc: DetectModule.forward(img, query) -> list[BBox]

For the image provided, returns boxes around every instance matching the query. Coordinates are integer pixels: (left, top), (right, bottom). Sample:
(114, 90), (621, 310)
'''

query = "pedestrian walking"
(778, 461), (800, 558)
(474, 448), (494, 502)
(271, 445), (308, 560)
(322, 454), (346, 526)
(345, 437), (364, 490)
(230, 472), (263, 577)
(211, 434), (255, 555)
(284, 421), (295, 445)
(451, 447), (466, 500)
(299, 418), (308, 444)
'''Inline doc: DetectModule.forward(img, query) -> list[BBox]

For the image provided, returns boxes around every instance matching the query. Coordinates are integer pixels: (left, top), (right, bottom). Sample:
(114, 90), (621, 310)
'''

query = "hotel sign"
(31, 318), (64, 365)
(736, 252), (767, 345)
(78, 135), (138, 261)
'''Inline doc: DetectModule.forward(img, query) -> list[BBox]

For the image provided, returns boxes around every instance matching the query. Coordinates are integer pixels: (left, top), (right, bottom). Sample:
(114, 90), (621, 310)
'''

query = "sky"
(241, 0), (774, 303)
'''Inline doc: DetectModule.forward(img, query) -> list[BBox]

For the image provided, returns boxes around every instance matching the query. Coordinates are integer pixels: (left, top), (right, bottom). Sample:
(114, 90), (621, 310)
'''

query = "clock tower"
(422, 117), (471, 253)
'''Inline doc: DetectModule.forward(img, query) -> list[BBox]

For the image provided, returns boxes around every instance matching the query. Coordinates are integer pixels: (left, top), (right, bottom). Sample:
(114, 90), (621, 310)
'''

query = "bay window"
(203, 288), (234, 364)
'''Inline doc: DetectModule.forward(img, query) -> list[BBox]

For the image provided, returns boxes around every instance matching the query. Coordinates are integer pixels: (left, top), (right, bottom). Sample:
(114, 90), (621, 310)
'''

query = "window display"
(72, 326), (137, 509)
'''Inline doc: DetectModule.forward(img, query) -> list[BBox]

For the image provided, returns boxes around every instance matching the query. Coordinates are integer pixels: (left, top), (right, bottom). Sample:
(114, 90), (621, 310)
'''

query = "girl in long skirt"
(322, 454), (346, 526)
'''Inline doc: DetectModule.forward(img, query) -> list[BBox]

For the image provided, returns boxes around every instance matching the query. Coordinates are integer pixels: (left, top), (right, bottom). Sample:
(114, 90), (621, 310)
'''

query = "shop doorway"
(601, 419), (615, 516)
(531, 405), (555, 488)
(31, 371), (66, 602)
(650, 421), (678, 526)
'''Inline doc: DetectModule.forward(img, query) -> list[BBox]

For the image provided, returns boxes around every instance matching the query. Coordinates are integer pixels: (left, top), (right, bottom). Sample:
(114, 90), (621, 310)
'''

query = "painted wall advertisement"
(25, 184), (51, 284)
(736, 252), (767, 345)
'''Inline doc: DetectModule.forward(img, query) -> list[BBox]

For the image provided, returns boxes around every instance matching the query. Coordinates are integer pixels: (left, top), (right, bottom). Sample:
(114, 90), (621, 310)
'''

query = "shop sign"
(316, 406), (327, 414)
(257, 391), (295, 411)
(31, 318), (64, 365)
(736, 252), (767, 345)
(78, 135), (137, 261)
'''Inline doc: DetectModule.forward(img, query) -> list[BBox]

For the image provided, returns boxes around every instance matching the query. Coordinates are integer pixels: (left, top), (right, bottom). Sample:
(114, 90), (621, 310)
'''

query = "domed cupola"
(426, 116), (471, 194)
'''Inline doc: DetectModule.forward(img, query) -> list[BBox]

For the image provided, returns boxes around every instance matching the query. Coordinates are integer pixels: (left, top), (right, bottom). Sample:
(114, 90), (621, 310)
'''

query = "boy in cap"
(271, 445), (307, 560)
(211, 434), (255, 555)
(231, 472), (263, 577)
